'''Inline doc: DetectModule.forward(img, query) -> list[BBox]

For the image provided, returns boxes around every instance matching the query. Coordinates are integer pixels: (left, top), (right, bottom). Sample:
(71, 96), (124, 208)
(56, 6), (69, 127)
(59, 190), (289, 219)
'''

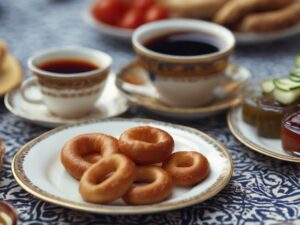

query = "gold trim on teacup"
(41, 88), (101, 98)
(227, 106), (300, 163)
(137, 56), (228, 78)
(12, 118), (233, 214)
(34, 69), (109, 90)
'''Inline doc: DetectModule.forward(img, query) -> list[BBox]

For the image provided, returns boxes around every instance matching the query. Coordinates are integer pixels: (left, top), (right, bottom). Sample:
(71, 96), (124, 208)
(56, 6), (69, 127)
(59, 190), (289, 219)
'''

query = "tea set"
(5, 19), (251, 125)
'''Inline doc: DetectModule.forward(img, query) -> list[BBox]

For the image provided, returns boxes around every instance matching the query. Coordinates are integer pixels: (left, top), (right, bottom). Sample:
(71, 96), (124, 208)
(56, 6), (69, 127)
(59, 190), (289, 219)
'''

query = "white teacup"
(22, 47), (112, 118)
(132, 19), (235, 107)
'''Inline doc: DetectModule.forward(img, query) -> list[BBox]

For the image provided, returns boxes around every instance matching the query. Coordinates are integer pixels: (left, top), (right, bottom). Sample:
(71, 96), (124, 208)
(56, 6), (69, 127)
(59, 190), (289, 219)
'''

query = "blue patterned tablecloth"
(0, 1), (300, 224)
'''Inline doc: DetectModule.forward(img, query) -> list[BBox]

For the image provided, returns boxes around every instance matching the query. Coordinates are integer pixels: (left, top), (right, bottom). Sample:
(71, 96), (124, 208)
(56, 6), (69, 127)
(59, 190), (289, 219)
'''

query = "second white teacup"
(132, 19), (235, 108)
(22, 47), (112, 118)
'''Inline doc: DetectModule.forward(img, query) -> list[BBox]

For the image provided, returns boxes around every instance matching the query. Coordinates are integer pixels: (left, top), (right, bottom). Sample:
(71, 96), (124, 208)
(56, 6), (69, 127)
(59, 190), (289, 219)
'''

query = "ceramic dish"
(5, 74), (129, 128)
(83, 8), (131, 40)
(235, 23), (300, 44)
(227, 106), (300, 163)
(0, 52), (23, 96)
(116, 61), (251, 119)
(84, 8), (300, 45)
(12, 118), (233, 215)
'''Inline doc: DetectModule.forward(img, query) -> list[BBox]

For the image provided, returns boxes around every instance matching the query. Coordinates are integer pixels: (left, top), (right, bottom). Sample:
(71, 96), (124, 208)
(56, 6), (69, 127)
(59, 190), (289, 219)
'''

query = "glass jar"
(281, 105), (300, 156)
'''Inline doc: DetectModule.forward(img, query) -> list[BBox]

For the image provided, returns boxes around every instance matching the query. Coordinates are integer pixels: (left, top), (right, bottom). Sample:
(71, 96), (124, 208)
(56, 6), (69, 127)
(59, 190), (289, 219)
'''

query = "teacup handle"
(20, 77), (44, 104)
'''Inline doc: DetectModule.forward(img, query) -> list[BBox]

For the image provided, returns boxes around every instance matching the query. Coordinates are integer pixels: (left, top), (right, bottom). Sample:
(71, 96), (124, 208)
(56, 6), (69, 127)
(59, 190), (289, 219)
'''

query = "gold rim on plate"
(12, 118), (233, 214)
(116, 61), (248, 114)
(227, 106), (300, 163)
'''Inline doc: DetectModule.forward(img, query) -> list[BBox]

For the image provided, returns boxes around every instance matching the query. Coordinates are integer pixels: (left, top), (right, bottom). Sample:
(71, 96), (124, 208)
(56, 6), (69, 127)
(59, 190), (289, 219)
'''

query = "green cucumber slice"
(273, 88), (300, 105)
(289, 68), (300, 77)
(290, 75), (300, 82)
(261, 80), (274, 93)
(295, 54), (300, 68)
(273, 78), (300, 91)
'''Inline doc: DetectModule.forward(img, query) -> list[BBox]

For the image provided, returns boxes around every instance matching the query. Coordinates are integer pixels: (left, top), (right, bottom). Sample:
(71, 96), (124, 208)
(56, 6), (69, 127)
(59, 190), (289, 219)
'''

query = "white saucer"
(227, 106), (300, 163)
(5, 74), (129, 128)
(116, 61), (251, 119)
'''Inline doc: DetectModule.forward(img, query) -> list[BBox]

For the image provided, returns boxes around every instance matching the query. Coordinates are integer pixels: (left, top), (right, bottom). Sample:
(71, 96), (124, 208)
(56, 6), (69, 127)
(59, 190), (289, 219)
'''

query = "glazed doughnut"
(79, 154), (136, 204)
(238, 2), (300, 32)
(213, 0), (295, 29)
(61, 133), (119, 180)
(123, 166), (173, 205)
(163, 151), (210, 186)
(119, 126), (174, 164)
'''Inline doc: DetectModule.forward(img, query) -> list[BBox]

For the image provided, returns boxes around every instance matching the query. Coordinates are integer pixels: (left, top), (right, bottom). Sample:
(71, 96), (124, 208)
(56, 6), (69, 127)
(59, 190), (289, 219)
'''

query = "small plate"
(235, 23), (300, 44)
(116, 61), (251, 119)
(83, 7), (300, 45)
(4, 74), (129, 128)
(227, 106), (300, 163)
(0, 52), (23, 96)
(12, 118), (233, 215)
(83, 7), (132, 40)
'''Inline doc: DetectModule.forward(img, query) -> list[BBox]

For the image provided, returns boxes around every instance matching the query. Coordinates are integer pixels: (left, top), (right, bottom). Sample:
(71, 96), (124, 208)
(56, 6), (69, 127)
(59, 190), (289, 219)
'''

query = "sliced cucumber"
(290, 75), (300, 82)
(273, 88), (300, 105)
(289, 68), (300, 77)
(261, 80), (275, 93)
(295, 54), (300, 68)
(273, 78), (300, 91)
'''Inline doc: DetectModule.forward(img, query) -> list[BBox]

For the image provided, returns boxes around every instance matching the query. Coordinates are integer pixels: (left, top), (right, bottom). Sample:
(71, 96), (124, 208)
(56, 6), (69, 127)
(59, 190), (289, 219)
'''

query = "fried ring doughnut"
(119, 126), (174, 164)
(123, 166), (173, 205)
(238, 2), (300, 32)
(79, 154), (136, 204)
(163, 151), (210, 186)
(213, 0), (295, 28)
(61, 133), (119, 180)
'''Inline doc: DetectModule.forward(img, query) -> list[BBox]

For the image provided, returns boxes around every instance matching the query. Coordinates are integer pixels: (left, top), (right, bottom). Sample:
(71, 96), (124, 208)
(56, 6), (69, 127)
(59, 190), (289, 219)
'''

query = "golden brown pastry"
(213, 0), (295, 29)
(156, 0), (229, 19)
(0, 41), (6, 68)
(237, 2), (300, 32)
(123, 166), (173, 205)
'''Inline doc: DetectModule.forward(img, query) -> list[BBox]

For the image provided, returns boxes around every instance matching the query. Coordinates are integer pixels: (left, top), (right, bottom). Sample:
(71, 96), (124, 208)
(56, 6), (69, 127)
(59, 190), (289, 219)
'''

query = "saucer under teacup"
(5, 73), (129, 128)
(116, 61), (251, 119)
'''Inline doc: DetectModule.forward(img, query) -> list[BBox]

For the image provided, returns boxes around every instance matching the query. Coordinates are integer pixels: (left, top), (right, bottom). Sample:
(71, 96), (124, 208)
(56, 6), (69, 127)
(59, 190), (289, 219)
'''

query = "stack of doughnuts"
(61, 126), (210, 205)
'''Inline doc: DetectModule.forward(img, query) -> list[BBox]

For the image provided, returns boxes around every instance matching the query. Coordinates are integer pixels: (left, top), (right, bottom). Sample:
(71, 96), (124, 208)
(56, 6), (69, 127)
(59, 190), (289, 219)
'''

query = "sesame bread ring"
(61, 133), (119, 180)
(238, 2), (300, 32)
(213, 0), (295, 29)
(79, 154), (136, 204)
(123, 166), (173, 205)
(163, 151), (210, 186)
(119, 126), (174, 164)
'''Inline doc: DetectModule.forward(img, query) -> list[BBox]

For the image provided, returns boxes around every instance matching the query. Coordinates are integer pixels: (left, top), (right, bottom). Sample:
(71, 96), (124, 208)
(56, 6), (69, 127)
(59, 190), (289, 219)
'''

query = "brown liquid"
(38, 59), (99, 74)
(144, 32), (220, 56)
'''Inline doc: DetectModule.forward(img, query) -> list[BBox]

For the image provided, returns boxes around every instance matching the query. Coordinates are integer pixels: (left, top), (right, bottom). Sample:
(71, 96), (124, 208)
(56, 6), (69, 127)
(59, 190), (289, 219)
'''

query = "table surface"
(0, 1), (300, 224)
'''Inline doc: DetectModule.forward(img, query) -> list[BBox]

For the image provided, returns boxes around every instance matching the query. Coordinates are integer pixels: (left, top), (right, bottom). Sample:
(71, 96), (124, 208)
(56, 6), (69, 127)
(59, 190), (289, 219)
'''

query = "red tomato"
(132, 0), (154, 11)
(92, 0), (127, 25)
(144, 4), (169, 23)
(119, 9), (144, 29)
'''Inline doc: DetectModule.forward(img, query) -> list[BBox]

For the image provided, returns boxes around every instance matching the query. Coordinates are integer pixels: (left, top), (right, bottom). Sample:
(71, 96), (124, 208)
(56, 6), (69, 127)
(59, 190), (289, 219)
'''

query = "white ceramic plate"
(227, 106), (300, 163)
(5, 74), (129, 128)
(235, 23), (300, 44)
(83, 7), (132, 40)
(84, 7), (300, 45)
(116, 61), (251, 119)
(12, 118), (233, 214)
